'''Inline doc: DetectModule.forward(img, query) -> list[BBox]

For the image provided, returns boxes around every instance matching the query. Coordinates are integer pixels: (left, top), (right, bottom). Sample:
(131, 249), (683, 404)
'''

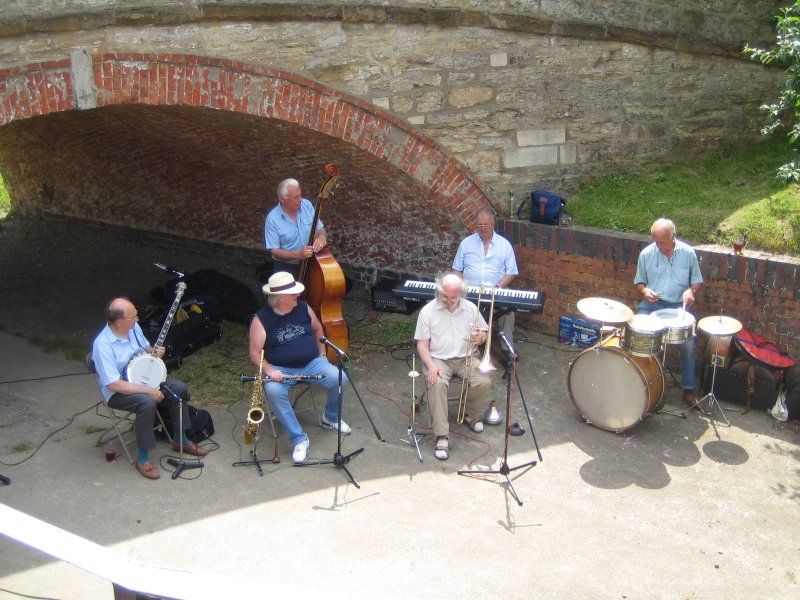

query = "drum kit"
(568, 297), (742, 432)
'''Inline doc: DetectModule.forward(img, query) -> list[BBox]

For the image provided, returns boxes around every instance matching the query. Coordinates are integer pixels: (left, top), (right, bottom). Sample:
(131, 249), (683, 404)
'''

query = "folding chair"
(87, 352), (172, 464)
(291, 382), (321, 425)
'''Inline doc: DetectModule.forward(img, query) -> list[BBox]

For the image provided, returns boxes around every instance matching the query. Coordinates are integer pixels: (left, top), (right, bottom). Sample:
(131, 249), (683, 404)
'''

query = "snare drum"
(652, 308), (696, 345)
(568, 336), (665, 432)
(623, 314), (667, 356)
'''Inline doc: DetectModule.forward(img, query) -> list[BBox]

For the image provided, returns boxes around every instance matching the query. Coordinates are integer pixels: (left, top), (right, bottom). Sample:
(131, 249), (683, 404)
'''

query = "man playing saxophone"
(414, 273), (492, 461)
(248, 271), (351, 464)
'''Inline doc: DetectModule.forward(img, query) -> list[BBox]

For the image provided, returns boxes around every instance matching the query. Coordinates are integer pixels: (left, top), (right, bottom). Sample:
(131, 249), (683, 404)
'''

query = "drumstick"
(680, 297), (686, 321)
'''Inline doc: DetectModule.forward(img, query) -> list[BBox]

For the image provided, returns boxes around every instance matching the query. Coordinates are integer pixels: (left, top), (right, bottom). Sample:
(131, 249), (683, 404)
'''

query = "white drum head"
(627, 313), (666, 333)
(652, 308), (695, 327)
(568, 347), (649, 432)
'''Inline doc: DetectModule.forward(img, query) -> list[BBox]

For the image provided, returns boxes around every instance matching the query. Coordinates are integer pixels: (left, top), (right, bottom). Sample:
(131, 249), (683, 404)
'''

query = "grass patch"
(12, 442), (32, 453)
(84, 425), (107, 435)
(171, 320), (252, 406)
(0, 172), (9, 219)
(351, 314), (417, 348)
(27, 334), (86, 362)
(571, 137), (800, 253)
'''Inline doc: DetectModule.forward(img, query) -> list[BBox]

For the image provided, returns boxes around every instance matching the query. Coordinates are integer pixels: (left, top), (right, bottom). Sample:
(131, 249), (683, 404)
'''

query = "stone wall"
(0, 1), (785, 207)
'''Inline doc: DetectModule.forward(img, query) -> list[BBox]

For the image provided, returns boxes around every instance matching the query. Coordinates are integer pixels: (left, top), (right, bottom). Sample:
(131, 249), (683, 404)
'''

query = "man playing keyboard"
(452, 207), (519, 346)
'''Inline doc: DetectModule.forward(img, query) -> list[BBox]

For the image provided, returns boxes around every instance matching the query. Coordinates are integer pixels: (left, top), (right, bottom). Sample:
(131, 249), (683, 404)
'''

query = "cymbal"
(576, 297), (634, 324)
(697, 315), (742, 337)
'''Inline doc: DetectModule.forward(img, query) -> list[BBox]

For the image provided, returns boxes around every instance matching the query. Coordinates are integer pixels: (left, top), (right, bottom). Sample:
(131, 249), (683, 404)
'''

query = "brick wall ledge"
(498, 219), (800, 357)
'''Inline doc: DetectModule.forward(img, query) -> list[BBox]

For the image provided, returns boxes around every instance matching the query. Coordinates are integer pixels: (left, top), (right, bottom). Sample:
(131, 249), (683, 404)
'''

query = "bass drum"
(568, 338), (665, 432)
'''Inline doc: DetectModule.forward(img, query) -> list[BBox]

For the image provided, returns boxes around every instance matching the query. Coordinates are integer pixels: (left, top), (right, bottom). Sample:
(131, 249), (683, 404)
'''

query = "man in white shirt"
(452, 207), (519, 346)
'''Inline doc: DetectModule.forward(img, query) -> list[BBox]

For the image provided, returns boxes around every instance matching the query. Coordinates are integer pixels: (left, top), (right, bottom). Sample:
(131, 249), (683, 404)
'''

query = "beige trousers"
(426, 354), (492, 437)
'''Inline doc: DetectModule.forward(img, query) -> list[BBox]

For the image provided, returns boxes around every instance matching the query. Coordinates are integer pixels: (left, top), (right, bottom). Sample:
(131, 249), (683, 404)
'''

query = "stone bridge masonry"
(0, 1), (796, 356)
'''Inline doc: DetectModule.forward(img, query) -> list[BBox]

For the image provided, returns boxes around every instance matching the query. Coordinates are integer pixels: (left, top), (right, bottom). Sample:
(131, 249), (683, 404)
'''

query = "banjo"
(126, 281), (187, 387)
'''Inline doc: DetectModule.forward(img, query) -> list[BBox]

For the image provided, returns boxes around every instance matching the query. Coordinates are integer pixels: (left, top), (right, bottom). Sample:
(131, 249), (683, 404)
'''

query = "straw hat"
(262, 271), (305, 295)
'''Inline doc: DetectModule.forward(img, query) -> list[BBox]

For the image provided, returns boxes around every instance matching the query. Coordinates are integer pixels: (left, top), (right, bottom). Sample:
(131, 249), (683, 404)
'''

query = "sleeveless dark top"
(256, 300), (319, 368)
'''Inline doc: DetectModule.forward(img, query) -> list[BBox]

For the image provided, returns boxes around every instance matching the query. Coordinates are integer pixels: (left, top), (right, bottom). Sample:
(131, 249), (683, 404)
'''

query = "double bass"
(296, 164), (349, 362)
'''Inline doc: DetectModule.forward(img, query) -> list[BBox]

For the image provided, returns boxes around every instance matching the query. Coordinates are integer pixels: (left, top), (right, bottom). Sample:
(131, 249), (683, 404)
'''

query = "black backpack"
(157, 403), (215, 442)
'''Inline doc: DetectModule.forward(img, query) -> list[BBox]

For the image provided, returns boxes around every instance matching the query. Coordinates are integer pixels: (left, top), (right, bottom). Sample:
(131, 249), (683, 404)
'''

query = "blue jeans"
(263, 356), (349, 446)
(638, 300), (696, 390)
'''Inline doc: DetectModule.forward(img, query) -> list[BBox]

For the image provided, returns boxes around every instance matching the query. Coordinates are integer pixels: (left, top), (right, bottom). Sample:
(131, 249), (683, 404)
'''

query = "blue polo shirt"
(634, 238), (703, 305)
(264, 198), (324, 265)
(91, 323), (150, 402)
(452, 231), (518, 286)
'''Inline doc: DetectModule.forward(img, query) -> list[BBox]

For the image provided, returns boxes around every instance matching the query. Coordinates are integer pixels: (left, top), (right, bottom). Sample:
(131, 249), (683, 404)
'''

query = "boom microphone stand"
(161, 382), (204, 480)
(295, 338), (365, 488)
(458, 332), (542, 506)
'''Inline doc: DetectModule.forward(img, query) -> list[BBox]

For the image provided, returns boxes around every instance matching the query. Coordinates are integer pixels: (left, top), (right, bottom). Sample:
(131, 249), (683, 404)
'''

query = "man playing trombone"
(414, 273), (492, 461)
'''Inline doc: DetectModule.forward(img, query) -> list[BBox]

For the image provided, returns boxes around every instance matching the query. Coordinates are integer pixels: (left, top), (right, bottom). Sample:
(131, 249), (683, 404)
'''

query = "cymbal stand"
(161, 383), (204, 480)
(687, 334), (730, 426)
(458, 333), (541, 506)
(397, 354), (424, 462)
(295, 343), (364, 488)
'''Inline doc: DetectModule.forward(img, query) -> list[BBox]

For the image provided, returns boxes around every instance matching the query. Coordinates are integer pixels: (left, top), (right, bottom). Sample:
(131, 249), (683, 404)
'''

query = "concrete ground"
(1, 216), (799, 599)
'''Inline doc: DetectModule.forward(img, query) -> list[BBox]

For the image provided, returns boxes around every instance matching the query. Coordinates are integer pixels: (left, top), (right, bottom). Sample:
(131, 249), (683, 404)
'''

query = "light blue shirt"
(452, 231), (518, 287)
(264, 198), (324, 265)
(91, 323), (150, 402)
(634, 239), (703, 305)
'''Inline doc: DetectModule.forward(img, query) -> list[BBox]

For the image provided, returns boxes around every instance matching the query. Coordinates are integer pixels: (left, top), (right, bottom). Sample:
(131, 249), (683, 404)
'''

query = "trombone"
(456, 285), (497, 423)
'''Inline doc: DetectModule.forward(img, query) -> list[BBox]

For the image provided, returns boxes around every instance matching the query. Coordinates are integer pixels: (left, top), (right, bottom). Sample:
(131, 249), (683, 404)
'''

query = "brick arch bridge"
(0, 52), (496, 276)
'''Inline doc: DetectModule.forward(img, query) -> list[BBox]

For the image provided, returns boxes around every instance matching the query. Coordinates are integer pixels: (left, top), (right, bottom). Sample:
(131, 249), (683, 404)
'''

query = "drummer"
(633, 218), (703, 406)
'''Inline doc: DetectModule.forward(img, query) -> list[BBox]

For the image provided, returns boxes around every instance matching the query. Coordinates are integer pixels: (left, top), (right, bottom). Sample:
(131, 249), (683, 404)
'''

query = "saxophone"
(244, 351), (267, 445)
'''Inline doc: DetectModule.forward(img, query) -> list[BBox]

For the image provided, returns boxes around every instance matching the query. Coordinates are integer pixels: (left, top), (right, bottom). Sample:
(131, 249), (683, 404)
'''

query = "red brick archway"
(0, 53), (495, 229)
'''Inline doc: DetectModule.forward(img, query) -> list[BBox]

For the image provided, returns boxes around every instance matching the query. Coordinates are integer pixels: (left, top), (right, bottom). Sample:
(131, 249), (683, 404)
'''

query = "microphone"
(153, 262), (185, 278)
(320, 337), (347, 357)
(498, 331), (517, 359)
(159, 381), (182, 402)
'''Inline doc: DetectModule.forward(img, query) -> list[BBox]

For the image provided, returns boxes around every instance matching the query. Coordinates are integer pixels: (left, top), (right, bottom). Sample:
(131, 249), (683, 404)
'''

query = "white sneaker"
(320, 415), (351, 435)
(292, 439), (310, 463)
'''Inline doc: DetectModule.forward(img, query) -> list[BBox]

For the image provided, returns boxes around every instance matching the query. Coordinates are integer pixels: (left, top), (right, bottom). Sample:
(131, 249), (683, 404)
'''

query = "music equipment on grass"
(392, 280), (545, 314)
(370, 278), (420, 314)
(568, 335), (665, 433)
(297, 164), (349, 363)
(126, 282), (187, 388)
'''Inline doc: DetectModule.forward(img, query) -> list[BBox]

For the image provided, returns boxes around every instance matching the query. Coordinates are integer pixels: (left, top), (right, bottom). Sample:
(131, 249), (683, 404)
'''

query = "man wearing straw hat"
(634, 217), (704, 407)
(249, 271), (350, 464)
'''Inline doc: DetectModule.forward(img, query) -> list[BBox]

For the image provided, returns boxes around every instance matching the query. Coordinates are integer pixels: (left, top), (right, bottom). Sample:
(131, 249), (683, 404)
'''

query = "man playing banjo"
(91, 297), (208, 480)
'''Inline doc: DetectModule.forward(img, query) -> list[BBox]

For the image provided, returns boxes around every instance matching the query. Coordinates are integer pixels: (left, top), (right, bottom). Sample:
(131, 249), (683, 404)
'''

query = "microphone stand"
(458, 332), (542, 506)
(161, 383), (203, 480)
(295, 339), (364, 487)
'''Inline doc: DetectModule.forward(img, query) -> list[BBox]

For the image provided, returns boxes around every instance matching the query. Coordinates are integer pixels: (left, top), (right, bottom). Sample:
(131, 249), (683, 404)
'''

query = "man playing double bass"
(264, 178), (328, 275)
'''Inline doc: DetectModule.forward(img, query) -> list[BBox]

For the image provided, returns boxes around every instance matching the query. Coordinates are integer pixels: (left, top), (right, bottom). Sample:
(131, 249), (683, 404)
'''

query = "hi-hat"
(577, 297), (634, 324)
(697, 315), (742, 337)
